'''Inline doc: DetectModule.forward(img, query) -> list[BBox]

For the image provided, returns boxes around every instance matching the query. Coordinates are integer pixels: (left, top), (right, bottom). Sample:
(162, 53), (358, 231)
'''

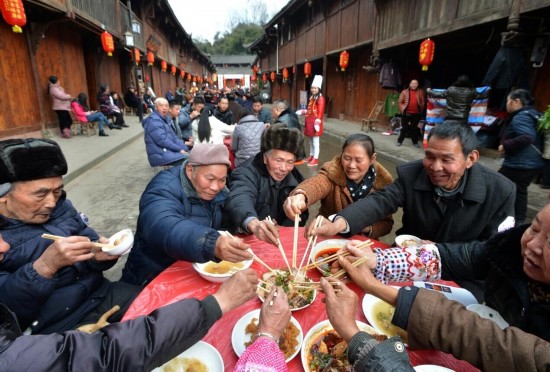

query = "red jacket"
(398, 88), (425, 114)
(71, 101), (89, 123)
(304, 94), (325, 137)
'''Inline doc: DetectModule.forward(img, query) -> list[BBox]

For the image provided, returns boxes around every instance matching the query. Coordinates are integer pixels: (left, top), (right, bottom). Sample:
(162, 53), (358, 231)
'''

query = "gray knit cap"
(188, 143), (230, 167)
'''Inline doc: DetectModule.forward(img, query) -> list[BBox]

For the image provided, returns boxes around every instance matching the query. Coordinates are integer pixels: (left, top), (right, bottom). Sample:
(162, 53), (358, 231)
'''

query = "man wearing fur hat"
(225, 126), (309, 246)
(0, 138), (140, 334)
(121, 143), (251, 286)
(295, 75), (325, 167)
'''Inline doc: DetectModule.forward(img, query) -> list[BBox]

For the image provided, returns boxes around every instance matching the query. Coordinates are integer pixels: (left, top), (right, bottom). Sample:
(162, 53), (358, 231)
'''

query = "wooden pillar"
(25, 28), (48, 135)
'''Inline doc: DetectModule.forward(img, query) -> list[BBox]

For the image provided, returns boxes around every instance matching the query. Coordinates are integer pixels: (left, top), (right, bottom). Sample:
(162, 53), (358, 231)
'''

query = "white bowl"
(151, 340), (223, 371)
(395, 234), (421, 248)
(192, 259), (253, 283)
(308, 239), (349, 275)
(102, 228), (134, 256)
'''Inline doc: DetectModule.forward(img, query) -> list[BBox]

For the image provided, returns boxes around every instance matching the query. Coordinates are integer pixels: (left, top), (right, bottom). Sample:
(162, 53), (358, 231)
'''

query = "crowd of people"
(6, 77), (548, 370)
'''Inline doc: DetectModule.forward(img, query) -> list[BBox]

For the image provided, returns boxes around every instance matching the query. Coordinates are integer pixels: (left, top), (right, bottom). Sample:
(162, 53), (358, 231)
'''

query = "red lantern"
(192, 76), (196, 82)
(253, 65), (259, 74)
(180, 70), (185, 79)
(419, 38), (435, 71)
(262, 73), (267, 83)
(304, 62), (311, 78)
(171, 65), (176, 75)
(134, 48), (140, 65)
(339, 50), (349, 71)
(251, 74), (257, 82)
(161, 60), (167, 72)
(101, 31), (115, 56)
(0, 0), (26, 33)
(282, 68), (289, 81)
(187, 73), (192, 81)
(146, 51), (154, 66)
(270, 71), (276, 82)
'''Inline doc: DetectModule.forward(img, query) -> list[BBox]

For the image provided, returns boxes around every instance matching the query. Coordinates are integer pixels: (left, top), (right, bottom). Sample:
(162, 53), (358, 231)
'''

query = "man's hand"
(33, 236), (97, 278)
(214, 234), (252, 262)
(283, 194), (306, 220)
(257, 286), (291, 340)
(321, 277), (360, 343)
(90, 236), (120, 262)
(248, 218), (279, 246)
(305, 216), (345, 238)
(213, 269), (258, 314)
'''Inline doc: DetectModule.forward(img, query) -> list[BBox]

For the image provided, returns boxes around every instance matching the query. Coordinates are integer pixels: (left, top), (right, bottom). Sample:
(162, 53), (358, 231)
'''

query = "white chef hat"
(311, 75), (323, 89)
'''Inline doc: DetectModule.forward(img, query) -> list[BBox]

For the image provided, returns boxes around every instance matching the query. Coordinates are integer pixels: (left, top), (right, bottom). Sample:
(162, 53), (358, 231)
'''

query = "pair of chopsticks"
(223, 231), (277, 275)
(266, 216), (292, 272)
(302, 250), (351, 271)
(41, 233), (113, 249)
(295, 215), (324, 276)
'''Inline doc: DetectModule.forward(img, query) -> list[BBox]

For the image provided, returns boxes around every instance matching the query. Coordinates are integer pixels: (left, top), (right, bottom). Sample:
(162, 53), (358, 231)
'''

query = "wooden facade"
(251, 0), (550, 122)
(0, 0), (214, 137)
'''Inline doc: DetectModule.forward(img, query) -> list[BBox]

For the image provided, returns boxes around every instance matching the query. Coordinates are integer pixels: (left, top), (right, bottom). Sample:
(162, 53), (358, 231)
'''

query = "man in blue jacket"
(0, 138), (140, 334)
(121, 143), (252, 286)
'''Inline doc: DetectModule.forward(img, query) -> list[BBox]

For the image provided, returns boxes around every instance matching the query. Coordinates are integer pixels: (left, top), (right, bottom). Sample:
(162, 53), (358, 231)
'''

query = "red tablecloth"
(123, 228), (478, 371)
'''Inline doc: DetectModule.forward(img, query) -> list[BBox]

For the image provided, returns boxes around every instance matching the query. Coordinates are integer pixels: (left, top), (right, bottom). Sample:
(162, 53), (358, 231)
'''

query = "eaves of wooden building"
(0, 0), (215, 137)
(251, 0), (550, 123)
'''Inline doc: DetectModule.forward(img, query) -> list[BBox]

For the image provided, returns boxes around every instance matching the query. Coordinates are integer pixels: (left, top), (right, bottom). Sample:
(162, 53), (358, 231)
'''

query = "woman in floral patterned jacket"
(340, 202), (550, 341)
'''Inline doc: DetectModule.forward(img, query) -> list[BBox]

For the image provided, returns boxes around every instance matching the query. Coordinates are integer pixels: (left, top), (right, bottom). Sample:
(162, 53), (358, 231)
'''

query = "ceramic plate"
(231, 309), (303, 363)
(466, 304), (509, 329)
(151, 340), (223, 372)
(301, 319), (380, 372)
(256, 269), (316, 311)
(414, 364), (455, 372)
(362, 292), (408, 343)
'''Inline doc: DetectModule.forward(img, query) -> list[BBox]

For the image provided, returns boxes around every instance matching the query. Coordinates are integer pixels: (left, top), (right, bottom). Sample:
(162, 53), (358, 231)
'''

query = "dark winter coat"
(231, 115), (266, 167)
(428, 86), (488, 120)
(143, 111), (188, 167)
(214, 108), (234, 125)
(339, 160), (516, 242)
(226, 153), (308, 231)
(502, 106), (544, 170)
(0, 295), (222, 371)
(121, 164), (228, 286)
(275, 109), (300, 130)
(0, 195), (115, 334)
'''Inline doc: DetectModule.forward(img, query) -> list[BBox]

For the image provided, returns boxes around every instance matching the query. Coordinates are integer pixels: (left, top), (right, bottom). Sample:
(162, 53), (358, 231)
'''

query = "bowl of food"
(232, 309), (303, 363)
(309, 239), (349, 276)
(257, 269), (316, 311)
(151, 340), (223, 371)
(395, 234), (421, 248)
(102, 228), (134, 256)
(192, 259), (253, 283)
(362, 293), (408, 344)
(301, 319), (387, 371)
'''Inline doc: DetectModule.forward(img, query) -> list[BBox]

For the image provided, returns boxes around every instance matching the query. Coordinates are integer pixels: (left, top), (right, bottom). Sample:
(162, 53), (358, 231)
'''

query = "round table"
(122, 227), (478, 371)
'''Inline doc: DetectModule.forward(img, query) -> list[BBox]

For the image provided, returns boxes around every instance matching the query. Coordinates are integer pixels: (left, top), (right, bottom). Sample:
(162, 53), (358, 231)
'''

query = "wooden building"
(210, 55), (256, 90)
(250, 0), (550, 123)
(0, 0), (214, 137)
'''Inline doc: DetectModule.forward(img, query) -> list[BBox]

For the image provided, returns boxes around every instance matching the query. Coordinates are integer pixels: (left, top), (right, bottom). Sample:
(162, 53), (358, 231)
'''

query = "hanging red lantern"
(146, 51), (154, 66)
(251, 74), (257, 82)
(262, 73), (267, 83)
(0, 0), (26, 33)
(339, 50), (349, 71)
(100, 31), (115, 56)
(187, 73), (192, 81)
(180, 70), (185, 79)
(171, 65), (176, 75)
(419, 38), (435, 71)
(161, 60), (167, 72)
(304, 62), (311, 78)
(282, 68), (289, 81)
(270, 71), (276, 82)
(134, 48), (140, 65)
(253, 65), (259, 74)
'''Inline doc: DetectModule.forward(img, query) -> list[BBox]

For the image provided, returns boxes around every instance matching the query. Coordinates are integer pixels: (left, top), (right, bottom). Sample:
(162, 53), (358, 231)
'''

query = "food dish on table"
(193, 259), (253, 283)
(103, 228), (134, 256)
(395, 234), (421, 248)
(301, 319), (387, 372)
(414, 365), (455, 372)
(256, 268), (316, 311)
(152, 340), (223, 372)
(231, 309), (303, 362)
(309, 239), (349, 276)
(362, 293), (408, 343)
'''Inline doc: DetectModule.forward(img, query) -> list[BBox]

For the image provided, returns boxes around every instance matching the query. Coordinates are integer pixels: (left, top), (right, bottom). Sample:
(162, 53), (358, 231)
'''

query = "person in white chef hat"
(296, 75), (326, 167)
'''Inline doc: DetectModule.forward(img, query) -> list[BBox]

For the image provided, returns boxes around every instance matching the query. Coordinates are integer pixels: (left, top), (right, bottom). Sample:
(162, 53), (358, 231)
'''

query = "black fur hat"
(261, 126), (304, 158)
(0, 138), (68, 184)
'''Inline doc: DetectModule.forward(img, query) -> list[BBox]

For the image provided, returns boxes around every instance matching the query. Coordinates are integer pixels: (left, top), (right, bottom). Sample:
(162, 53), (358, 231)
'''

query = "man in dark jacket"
(0, 139), (140, 334)
(179, 96), (204, 136)
(252, 96), (272, 124)
(213, 96), (233, 125)
(121, 143), (251, 286)
(226, 126), (308, 246)
(271, 100), (300, 130)
(0, 269), (259, 371)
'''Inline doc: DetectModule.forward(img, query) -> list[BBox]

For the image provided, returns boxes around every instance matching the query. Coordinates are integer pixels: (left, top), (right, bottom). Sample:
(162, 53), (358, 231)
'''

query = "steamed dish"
(203, 260), (244, 275)
(244, 317), (300, 359)
(257, 269), (315, 310)
(160, 357), (207, 372)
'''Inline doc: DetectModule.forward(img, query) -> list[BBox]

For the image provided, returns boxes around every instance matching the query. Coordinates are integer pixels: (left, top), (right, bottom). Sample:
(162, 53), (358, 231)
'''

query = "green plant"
(538, 105), (550, 132)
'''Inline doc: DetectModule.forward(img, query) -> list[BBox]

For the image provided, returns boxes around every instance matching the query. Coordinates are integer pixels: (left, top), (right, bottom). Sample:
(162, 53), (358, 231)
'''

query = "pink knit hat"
(188, 143), (230, 167)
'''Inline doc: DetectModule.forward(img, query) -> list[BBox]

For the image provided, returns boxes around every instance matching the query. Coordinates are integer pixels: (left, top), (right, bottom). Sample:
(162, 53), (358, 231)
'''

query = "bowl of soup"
(193, 259), (253, 283)
(102, 228), (134, 256)
(309, 239), (349, 276)
(395, 234), (421, 248)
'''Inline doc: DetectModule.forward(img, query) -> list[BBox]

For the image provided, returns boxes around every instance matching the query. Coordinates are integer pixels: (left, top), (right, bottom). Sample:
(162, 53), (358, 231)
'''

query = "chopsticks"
(266, 216), (291, 272)
(223, 231), (277, 275)
(302, 250), (351, 271)
(330, 256), (370, 280)
(296, 215), (324, 275)
(292, 215), (299, 268)
(41, 233), (113, 249)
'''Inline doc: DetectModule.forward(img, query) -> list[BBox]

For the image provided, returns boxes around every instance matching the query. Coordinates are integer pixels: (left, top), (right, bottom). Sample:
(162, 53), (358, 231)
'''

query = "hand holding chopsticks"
(223, 231), (277, 275)
(41, 233), (112, 249)
(266, 216), (291, 272)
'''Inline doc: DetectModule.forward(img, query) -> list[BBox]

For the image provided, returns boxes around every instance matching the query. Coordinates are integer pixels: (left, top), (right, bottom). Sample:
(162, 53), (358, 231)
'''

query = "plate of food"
(231, 308), (303, 363)
(301, 319), (387, 371)
(414, 365), (455, 372)
(362, 293), (408, 344)
(308, 239), (349, 276)
(257, 269), (316, 311)
(151, 340), (223, 372)
(192, 259), (253, 283)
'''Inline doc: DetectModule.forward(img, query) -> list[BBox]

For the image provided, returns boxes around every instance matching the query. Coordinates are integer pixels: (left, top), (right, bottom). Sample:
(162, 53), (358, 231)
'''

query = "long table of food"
(122, 227), (479, 371)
